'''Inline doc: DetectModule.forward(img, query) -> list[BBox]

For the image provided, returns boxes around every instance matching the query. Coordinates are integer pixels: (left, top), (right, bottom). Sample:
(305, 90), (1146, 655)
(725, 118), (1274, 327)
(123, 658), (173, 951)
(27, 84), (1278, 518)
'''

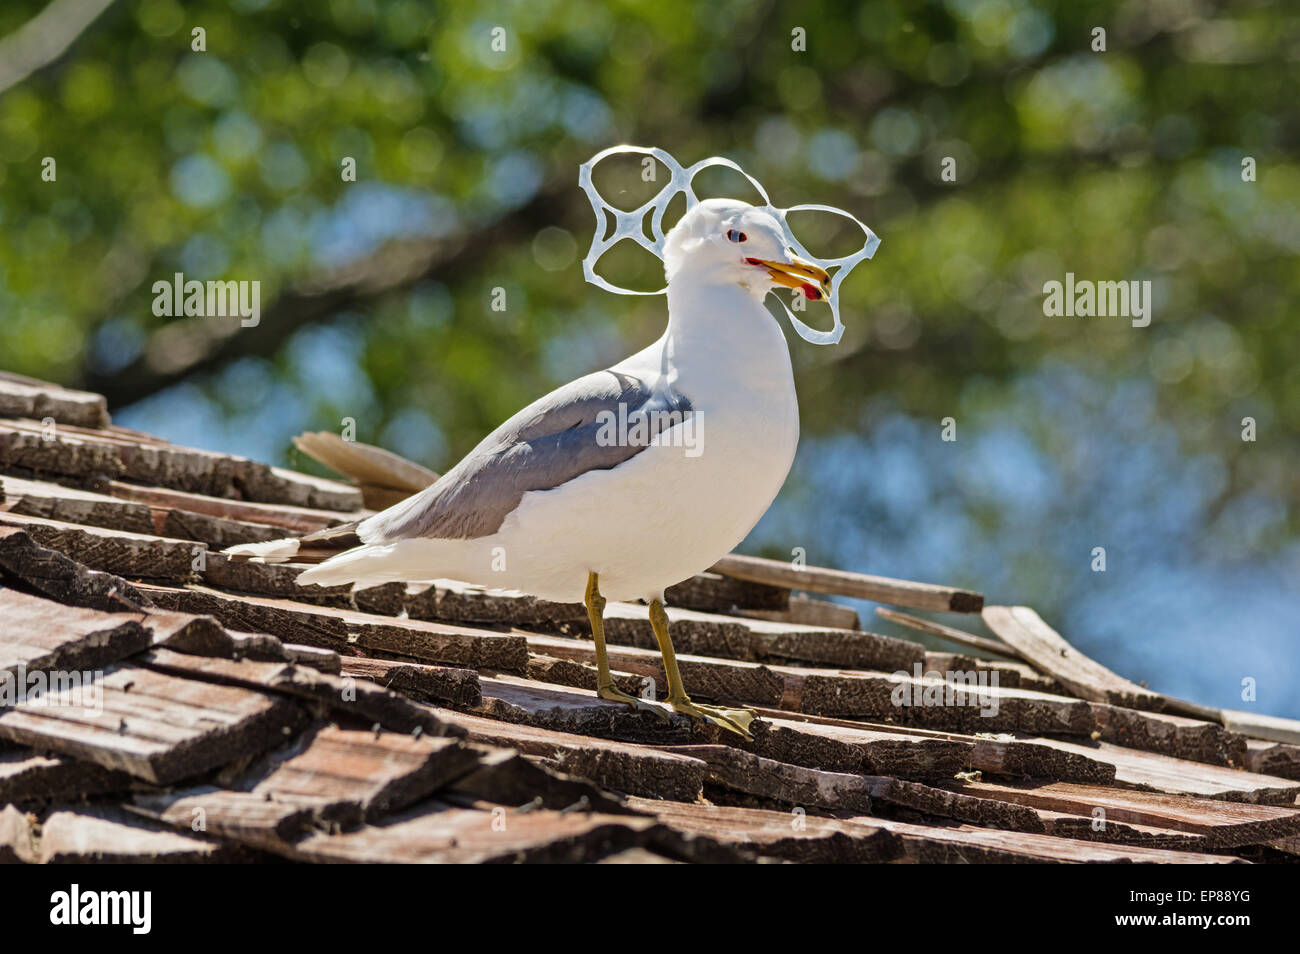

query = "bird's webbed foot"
(667, 696), (757, 741)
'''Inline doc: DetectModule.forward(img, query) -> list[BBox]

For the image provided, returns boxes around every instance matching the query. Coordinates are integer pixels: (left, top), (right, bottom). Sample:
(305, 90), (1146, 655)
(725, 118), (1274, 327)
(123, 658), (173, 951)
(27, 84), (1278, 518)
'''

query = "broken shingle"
(0, 663), (306, 784)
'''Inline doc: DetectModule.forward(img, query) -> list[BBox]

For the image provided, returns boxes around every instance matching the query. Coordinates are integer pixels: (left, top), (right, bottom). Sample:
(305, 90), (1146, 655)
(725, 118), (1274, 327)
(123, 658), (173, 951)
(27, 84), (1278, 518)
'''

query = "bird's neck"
(662, 278), (794, 393)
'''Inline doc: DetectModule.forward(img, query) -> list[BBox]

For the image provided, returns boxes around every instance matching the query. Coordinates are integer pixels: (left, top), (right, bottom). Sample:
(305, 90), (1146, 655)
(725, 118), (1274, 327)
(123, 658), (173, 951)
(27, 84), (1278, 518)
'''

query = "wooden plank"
(0, 749), (136, 803)
(1243, 738), (1300, 780)
(339, 656), (482, 707)
(864, 816), (1244, 863)
(0, 565), (265, 680)
(0, 420), (124, 480)
(148, 614), (340, 671)
(134, 788), (318, 844)
(523, 630), (1096, 737)
(476, 675), (693, 746)
(198, 552), (354, 602)
(349, 582), (409, 615)
(240, 723), (480, 823)
(1219, 709), (1300, 746)
(1, 475), (155, 534)
(140, 649), (463, 737)
(525, 632), (785, 707)
(667, 744), (1044, 831)
(0, 804), (37, 863)
(1025, 737), (1300, 804)
(711, 552), (984, 613)
(0, 587), (152, 679)
(525, 653), (655, 702)
(0, 417), (361, 510)
(142, 789), (692, 864)
(1030, 809), (1211, 850)
(921, 651), (1063, 694)
(751, 713), (971, 781)
(967, 736), (1116, 785)
(279, 642), (342, 673)
(0, 662), (306, 784)
(285, 803), (662, 864)
(951, 779), (1300, 849)
(156, 508), (290, 549)
(404, 579), (588, 628)
(601, 600), (925, 671)
(0, 373), (110, 428)
(663, 571), (789, 614)
(1090, 702), (1246, 766)
(436, 708), (707, 802)
(876, 606), (1024, 660)
(775, 713), (1221, 790)
(447, 746), (633, 815)
(291, 430), (438, 494)
(100, 480), (359, 534)
(796, 667), (1094, 736)
(138, 583), (528, 673)
(196, 555), (409, 621)
(37, 806), (232, 863)
(625, 797), (904, 863)
(0, 511), (201, 581)
(740, 594), (860, 630)
(1160, 696), (1300, 747)
(752, 709), (1117, 785)
(407, 579), (926, 670)
(0, 525), (150, 613)
(472, 686), (960, 789)
(982, 605), (1165, 710)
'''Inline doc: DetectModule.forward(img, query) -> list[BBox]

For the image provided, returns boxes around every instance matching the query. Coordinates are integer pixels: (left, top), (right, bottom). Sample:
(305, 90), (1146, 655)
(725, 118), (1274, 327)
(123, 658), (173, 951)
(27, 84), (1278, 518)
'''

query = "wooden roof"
(1, 371), (1298, 864)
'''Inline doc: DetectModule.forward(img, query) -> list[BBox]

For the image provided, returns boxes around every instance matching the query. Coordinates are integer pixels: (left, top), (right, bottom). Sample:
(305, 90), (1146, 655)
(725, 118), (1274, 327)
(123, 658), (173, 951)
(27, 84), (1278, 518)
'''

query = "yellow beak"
(747, 254), (831, 301)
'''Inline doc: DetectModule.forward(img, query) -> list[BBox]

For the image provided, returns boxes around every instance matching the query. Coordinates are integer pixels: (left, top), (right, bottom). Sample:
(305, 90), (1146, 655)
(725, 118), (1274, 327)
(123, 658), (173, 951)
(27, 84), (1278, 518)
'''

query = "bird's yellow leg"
(586, 572), (670, 721)
(649, 598), (757, 740)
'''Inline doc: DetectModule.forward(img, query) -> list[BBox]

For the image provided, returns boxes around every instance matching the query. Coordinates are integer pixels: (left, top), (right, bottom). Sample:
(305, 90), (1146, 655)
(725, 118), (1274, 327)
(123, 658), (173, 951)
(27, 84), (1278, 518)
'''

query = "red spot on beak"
(801, 283), (822, 301)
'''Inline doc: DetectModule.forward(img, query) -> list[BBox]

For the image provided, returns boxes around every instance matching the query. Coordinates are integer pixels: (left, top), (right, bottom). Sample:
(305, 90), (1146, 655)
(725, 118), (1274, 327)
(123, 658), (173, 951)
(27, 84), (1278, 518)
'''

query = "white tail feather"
(296, 546), (393, 587)
(223, 538), (301, 564)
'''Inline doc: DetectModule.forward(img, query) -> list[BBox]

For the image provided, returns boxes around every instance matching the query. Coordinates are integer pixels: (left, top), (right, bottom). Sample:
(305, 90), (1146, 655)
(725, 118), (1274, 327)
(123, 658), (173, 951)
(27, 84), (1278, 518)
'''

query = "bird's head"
(663, 198), (831, 303)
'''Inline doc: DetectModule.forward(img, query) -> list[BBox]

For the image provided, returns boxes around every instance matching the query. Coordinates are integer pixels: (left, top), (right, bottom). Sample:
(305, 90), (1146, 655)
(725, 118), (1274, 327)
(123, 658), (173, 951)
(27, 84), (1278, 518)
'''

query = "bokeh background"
(1, 0), (1296, 715)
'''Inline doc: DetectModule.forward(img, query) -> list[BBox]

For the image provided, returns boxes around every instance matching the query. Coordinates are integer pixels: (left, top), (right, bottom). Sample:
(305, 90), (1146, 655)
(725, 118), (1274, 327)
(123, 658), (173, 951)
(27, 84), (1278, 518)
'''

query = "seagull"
(231, 198), (831, 740)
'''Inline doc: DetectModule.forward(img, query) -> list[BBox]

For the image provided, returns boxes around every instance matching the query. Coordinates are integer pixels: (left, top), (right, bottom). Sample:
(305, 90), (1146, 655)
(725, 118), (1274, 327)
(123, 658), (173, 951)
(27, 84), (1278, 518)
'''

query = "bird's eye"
(726, 229), (747, 243)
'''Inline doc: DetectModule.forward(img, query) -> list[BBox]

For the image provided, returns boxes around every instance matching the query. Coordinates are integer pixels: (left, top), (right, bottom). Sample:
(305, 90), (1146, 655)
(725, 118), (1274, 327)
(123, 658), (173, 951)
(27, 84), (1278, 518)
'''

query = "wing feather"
(359, 368), (692, 544)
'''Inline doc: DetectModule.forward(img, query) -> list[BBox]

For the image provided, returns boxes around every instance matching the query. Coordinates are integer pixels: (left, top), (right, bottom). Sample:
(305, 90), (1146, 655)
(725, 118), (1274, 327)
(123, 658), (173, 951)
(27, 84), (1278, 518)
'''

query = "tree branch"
(78, 184), (574, 410)
(0, 0), (116, 95)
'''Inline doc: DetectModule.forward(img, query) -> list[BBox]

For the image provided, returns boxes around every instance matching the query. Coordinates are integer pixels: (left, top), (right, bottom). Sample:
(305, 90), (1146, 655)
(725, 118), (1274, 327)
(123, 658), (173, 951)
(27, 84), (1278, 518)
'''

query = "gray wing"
(359, 368), (693, 543)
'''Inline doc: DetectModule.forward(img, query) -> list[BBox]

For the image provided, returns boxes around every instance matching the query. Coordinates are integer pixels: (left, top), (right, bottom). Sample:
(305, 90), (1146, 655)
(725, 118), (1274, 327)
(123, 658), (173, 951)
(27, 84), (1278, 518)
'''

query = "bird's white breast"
(482, 282), (801, 602)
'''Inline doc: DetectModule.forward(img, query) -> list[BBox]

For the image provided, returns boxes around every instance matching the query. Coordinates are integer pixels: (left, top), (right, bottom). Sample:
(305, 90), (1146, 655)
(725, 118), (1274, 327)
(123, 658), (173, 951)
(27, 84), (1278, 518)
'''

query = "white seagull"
(233, 198), (832, 739)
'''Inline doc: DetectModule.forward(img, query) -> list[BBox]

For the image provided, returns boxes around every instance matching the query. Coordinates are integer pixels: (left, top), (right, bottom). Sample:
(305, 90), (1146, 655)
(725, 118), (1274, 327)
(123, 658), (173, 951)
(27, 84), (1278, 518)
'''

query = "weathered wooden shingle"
(0, 374), (110, 429)
(0, 587), (152, 679)
(0, 663), (306, 784)
(951, 779), (1300, 849)
(983, 605), (1165, 711)
(3, 371), (1300, 865)
(37, 806), (234, 863)
(0, 526), (150, 612)
(139, 649), (463, 737)
(0, 749), (135, 804)
(0, 511), (201, 581)
(140, 584), (528, 672)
